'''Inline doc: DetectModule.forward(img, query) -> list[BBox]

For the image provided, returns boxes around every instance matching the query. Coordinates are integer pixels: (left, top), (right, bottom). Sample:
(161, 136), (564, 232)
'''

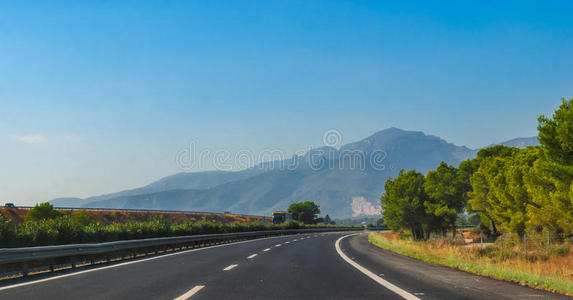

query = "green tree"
(0, 214), (16, 245)
(525, 155), (573, 234)
(497, 147), (540, 235)
(458, 145), (515, 204)
(528, 98), (573, 234)
(468, 147), (541, 236)
(424, 162), (466, 236)
(467, 162), (498, 235)
(381, 170), (430, 240)
(27, 202), (63, 221)
(465, 145), (519, 236)
(71, 210), (95, 226)
(287, 201), (321, 224)
(538, 98), (573, 165)
(457, 159), (480, 200)
(476, 145), (517, 160)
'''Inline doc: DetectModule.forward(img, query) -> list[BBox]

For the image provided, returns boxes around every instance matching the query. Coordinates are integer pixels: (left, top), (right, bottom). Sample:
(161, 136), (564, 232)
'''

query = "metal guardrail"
(0, 227), (361, 278)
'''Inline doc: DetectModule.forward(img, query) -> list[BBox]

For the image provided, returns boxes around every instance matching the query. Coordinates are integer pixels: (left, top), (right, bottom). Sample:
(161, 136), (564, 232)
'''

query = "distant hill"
(50, 129), (538, 218)
(496, 137), (539, 148)
(51, 169), (263, 207)
(53, 128), (475, 217)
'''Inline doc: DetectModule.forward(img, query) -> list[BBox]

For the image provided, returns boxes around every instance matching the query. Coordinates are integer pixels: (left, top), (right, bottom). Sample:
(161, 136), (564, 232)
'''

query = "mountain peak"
(491, 136), (539, 148)
(342, 127), (466, 151)
(50, 128), (536, 218)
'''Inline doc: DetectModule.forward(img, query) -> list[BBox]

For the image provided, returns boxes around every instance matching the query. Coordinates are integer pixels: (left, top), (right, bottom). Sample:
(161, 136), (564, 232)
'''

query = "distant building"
(272, 211), (292, 224)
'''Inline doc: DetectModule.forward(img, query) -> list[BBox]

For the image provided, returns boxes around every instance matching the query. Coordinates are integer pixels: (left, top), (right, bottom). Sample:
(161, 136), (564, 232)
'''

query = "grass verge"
(368, 232), (573, 296)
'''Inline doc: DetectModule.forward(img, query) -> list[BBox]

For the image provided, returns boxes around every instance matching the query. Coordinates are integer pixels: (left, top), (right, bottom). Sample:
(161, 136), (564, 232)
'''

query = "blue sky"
(1, 1), (572, 205)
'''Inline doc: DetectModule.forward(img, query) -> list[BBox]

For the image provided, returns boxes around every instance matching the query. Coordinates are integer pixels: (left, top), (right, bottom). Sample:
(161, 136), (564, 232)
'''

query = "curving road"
(0, 232), (568, 299)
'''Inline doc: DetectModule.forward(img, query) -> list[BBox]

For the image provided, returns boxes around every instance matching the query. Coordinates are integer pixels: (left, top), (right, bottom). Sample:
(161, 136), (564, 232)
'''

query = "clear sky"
(1, 1), (572, 205)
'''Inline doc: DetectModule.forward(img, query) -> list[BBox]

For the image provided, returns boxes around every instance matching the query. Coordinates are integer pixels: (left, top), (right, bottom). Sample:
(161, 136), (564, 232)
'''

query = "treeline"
(382, 98), (573, 240)
(0, 204), (353, 248)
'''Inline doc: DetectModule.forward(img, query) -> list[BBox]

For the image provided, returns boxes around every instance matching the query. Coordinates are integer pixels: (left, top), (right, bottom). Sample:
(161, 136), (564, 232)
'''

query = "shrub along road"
(0, 232), (568, 299)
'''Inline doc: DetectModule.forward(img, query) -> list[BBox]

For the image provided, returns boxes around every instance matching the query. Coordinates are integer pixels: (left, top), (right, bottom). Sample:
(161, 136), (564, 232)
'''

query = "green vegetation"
(381, 98), (573, 239)
(375, 98), (573, 295)
(287, 201), (321, 224)
(424, 162), (466, 236)
(381, 170), (431, 240)
(26, 202), (63, 221)
(70, 210), (96, 226)
(0, 208), (356, 248)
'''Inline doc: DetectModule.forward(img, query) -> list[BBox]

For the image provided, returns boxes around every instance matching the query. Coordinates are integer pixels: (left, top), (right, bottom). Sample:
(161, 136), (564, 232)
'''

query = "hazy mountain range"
(492, 136), (540, 148)
(50, 128), (539, 218)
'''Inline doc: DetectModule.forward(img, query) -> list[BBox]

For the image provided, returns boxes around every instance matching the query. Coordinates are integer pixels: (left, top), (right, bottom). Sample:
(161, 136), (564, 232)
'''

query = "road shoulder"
(341, 233), (570, 300)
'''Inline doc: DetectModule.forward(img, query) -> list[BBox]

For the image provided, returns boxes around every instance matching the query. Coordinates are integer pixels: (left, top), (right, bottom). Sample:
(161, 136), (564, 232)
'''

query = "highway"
(0, 232), (568, 299)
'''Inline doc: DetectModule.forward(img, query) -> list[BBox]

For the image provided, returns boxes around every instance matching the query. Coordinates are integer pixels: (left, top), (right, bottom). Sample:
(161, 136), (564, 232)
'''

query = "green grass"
(368, 232), (573, 296)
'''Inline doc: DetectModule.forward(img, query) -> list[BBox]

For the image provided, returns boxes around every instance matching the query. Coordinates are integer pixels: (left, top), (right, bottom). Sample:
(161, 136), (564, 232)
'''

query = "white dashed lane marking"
(223, 264), (238, 271)
(174, 285), (205, 300)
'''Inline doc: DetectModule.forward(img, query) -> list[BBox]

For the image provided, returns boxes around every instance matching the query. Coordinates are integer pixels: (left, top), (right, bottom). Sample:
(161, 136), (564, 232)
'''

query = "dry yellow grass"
(369, 232), (573, 295)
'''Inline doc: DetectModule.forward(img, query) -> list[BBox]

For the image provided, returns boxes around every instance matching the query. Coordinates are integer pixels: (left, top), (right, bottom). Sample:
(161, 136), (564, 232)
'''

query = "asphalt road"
(0, 232), (568, 299)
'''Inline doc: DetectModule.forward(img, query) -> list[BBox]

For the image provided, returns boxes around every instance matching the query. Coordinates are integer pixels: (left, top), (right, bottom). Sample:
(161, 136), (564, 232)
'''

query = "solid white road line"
(0, 234), (292, 292)
(263, 248), (271, 252)
(223, 264), (238, 271)
(174, 285), (205, 300)
(335, 234), (420, 300)
(247, 254), (258, 259)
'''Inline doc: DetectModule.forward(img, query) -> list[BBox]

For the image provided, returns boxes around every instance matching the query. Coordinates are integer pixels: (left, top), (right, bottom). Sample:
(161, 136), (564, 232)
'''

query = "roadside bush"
(0, 217), (354, 248)
(0, 214), (16, 246)
(26, 202), (63, 221)
(282, 220), (304, 229)
(70, 210), (95, 226)
(552, 246), (570, 256)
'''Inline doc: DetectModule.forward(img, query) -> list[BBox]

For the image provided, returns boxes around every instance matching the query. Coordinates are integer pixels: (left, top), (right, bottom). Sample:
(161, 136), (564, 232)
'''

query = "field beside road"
(0, 204), (357, 249)
(369, 231), (573, 296)
(0, 207), (271, 225)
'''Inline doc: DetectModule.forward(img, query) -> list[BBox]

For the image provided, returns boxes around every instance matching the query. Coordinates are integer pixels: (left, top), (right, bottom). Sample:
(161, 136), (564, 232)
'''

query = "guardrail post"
(71, 256), (77, 269)
(22, 262), (29, 277)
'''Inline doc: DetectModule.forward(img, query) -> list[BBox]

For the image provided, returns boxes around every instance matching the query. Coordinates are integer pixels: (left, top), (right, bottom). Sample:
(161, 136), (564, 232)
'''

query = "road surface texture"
(0, 232), (568, 299)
